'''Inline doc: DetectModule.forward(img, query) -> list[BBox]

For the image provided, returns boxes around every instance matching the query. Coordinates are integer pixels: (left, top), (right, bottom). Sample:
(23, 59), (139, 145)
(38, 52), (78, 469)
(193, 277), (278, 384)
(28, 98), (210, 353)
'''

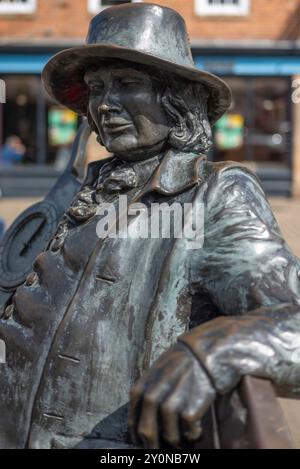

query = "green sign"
(215, 114), (244, 150)
(48, 107), (78, 146)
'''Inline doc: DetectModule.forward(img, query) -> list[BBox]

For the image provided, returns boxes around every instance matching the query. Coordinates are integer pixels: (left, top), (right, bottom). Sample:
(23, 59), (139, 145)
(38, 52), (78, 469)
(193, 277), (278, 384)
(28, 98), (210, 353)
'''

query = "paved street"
(270, 197), (300, 258)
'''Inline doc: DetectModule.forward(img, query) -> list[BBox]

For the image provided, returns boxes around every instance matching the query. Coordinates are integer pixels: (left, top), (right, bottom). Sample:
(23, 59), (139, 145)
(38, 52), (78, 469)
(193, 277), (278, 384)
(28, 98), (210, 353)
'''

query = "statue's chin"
(100, 139), (168, 163)
(115, 150), (158, 163)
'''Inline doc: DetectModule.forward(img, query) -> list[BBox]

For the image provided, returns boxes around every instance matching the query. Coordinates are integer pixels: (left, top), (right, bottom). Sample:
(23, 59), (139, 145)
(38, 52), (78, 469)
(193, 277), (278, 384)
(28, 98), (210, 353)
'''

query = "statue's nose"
(97, 84), (122, 114)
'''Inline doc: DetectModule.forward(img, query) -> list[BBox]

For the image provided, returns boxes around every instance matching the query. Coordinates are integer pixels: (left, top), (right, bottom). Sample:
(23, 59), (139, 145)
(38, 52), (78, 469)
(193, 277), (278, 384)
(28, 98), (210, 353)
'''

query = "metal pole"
(36, 78), (46, 165)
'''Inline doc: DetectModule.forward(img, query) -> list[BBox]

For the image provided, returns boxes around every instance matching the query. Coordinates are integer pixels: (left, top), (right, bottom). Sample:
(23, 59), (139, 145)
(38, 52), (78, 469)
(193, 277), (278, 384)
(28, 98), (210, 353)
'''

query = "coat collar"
(146, 149), (206, 196)
(85, 150), (206, 196)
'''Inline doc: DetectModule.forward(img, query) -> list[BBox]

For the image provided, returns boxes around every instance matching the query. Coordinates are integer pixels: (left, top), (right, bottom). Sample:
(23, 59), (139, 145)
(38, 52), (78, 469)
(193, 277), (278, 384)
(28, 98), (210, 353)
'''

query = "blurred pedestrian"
(0, 136), (25, 167)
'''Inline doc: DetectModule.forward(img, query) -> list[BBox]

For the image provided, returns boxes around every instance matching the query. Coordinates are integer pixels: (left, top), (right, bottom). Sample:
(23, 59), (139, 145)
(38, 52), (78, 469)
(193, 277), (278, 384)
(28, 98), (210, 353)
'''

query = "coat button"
(2, 304), (15, 320)
(25, 272), (38, 286)
(49, 237), (64, 252)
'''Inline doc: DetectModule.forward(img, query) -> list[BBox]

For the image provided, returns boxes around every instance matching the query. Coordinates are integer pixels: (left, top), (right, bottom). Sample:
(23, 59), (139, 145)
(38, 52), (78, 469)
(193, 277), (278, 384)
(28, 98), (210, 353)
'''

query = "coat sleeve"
(181, 165), (300, 398)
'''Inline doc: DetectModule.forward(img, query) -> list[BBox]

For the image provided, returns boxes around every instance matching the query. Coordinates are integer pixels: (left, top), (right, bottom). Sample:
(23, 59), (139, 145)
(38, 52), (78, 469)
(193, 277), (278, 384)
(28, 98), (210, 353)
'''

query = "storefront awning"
(1, 53), (300, 76)
(0, 54), (52, 74)
(194, 55), (300, 76)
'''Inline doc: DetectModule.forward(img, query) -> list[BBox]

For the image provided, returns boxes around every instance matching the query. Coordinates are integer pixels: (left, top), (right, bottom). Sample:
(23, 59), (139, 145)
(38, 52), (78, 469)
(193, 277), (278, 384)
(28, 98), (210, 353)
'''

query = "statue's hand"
(128, 343), (216, 449)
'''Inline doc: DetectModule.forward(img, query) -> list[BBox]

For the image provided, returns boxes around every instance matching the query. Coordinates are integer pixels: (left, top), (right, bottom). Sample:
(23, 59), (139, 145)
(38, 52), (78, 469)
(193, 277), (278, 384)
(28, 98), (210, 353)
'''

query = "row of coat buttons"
(1, 272), (39, 320)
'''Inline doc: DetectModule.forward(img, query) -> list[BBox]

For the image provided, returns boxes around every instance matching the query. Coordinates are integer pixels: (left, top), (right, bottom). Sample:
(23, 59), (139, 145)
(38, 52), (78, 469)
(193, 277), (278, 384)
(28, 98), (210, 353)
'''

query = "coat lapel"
(136, 150), (206, 197)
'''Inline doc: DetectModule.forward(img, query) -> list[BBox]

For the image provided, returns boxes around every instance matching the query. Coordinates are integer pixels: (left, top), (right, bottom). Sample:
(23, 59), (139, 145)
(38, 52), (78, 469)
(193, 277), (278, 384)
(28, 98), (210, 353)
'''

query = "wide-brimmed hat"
(42, 3), (231, 125)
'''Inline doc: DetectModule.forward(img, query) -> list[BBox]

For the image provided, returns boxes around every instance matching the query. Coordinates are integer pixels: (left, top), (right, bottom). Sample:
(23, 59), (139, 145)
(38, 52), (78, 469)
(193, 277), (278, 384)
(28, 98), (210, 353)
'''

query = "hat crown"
(42, 2), (231, 124)
(87, 3), (195, 68)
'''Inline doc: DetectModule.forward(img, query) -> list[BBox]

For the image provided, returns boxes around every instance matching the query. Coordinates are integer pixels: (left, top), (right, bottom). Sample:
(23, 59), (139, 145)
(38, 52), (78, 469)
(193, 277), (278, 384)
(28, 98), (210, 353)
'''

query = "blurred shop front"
(0, 46), (80, 198)
(194, 47), (299, 196)
(1, 45), (300, 198)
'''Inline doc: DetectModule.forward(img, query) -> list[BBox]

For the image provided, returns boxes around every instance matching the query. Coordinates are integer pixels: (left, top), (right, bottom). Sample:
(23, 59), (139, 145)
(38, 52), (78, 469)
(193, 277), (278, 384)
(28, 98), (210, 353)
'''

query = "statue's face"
(84, 64), (170, 161)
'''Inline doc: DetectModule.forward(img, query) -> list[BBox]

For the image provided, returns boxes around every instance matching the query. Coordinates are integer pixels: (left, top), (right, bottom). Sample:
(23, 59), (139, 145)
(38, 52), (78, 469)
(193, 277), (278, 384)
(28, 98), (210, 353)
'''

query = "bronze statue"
(0, 3), (299, 449)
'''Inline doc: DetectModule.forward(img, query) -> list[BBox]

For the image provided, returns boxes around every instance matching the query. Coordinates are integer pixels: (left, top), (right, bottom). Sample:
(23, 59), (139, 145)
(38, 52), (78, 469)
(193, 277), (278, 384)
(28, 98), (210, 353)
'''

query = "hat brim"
(42, 44), (232, 125)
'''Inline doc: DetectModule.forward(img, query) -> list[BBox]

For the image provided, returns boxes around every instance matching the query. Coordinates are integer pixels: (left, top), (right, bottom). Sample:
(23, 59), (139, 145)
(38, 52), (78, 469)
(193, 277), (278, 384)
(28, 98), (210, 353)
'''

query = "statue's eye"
(119, 77), (140, 86)
(89, 83), (104, 94)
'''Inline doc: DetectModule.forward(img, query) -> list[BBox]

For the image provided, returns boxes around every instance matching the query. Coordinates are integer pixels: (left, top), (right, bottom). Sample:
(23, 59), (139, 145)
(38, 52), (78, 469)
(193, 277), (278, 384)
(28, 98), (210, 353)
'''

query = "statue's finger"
(134, 376), (178, 449)
(180, 379), (216, 442)
(182, 420), (202, 443)
(128, 381), (146, 446)
(129, 376), (169, 447)
(136, 393), (160, 449)
(160, 388), (183, 447)
(160, 369), (200, 447)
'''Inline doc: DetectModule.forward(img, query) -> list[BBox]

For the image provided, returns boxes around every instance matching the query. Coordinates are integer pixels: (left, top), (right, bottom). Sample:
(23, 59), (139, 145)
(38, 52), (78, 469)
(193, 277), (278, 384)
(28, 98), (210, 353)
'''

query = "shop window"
(213, 77), (291, 171)
(0, 75), (38, 167)
(0, 75), (79, 169)
(195, 0), (250, 16)
(0, 0), (36, 14)
(88, 0), (142, 14)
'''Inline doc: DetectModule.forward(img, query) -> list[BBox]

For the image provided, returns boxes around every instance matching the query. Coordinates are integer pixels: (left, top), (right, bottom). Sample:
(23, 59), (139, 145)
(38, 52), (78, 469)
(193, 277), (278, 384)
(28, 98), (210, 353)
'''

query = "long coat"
(0, 149), (300, 448)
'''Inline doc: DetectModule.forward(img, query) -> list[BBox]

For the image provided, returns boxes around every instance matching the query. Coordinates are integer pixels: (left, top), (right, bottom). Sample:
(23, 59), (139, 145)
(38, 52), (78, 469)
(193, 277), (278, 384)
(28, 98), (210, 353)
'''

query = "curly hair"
(160, 75), (212, 154)
(86, 60), (212, 155)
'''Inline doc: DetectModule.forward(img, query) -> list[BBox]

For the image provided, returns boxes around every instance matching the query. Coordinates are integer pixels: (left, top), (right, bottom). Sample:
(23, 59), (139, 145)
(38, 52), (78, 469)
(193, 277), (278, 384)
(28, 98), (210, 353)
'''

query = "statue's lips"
(103, 118), (133, 134)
